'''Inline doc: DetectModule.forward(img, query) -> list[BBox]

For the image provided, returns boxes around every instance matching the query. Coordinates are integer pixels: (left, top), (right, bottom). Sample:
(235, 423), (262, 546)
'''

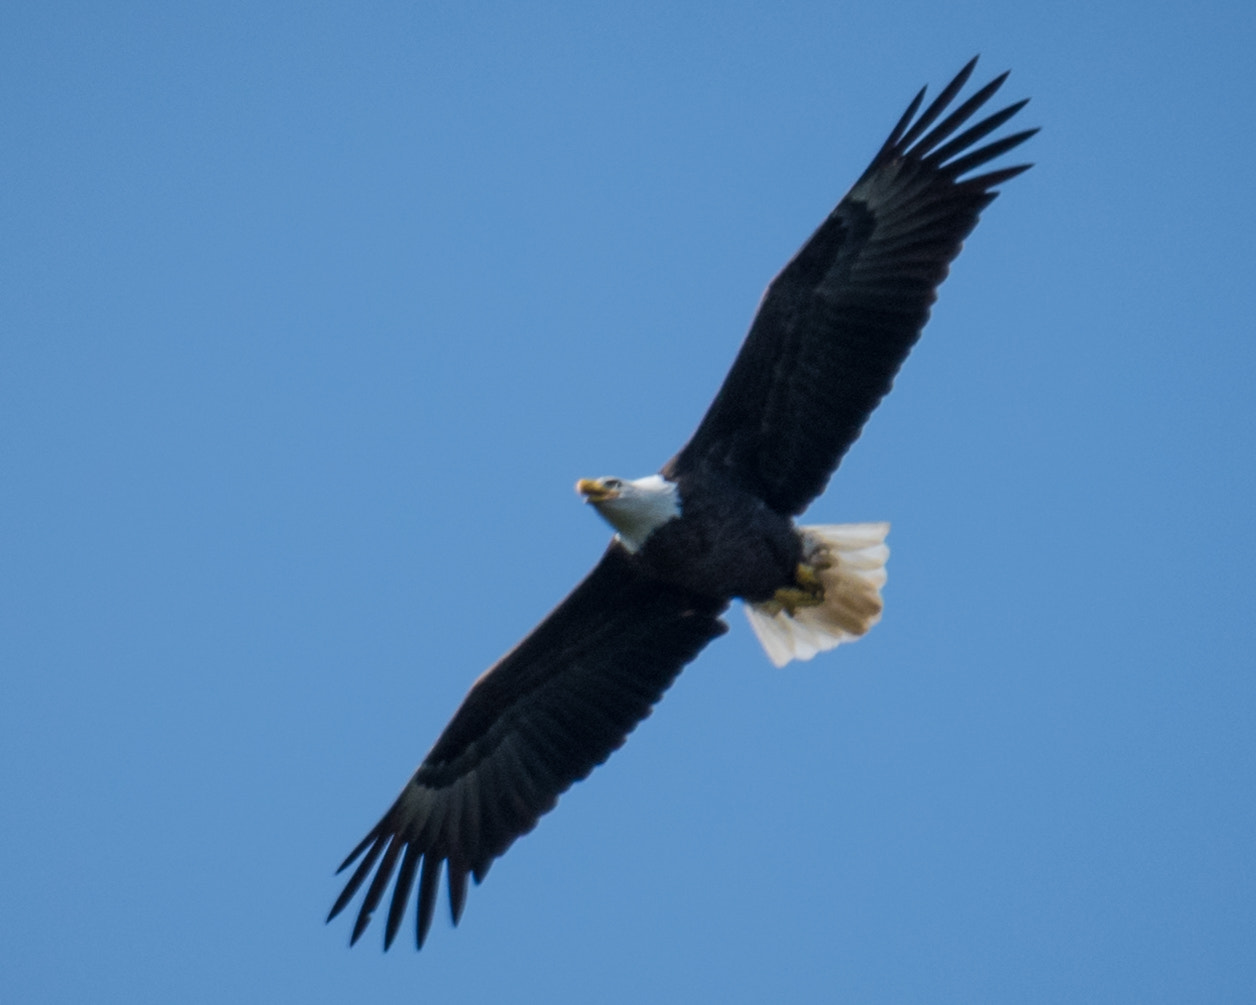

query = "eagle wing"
(327, 544), (728, 949)
(666, 58), (1036, 516)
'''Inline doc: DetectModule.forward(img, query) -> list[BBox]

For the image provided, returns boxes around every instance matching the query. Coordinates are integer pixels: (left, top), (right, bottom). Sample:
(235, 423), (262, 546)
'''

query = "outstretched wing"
(666, 58), (1036, 516)
(327, 545), (728, 950)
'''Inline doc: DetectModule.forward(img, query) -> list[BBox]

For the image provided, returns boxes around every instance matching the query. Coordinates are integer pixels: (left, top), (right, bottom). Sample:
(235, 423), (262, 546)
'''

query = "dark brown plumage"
(329, 547), (727, 948)
(665, 60), (1035, 514)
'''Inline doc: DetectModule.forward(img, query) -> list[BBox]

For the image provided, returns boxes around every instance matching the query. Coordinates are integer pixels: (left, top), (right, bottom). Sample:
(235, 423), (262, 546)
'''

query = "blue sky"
(3, 2), (1254, 1002)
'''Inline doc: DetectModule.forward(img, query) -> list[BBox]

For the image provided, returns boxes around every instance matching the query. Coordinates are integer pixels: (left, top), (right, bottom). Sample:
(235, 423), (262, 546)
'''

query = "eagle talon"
(760, 560), (841, 617)
(795, 560), (828, 589)
(771, 581), (826, 617)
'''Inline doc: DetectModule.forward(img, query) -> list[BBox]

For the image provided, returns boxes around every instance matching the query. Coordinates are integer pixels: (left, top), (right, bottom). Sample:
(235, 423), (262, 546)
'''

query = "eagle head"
(575, 474), (681, 552)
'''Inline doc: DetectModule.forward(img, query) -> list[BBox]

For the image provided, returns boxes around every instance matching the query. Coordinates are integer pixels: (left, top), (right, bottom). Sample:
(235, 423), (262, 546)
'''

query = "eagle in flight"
(328, 57), (1035, 950)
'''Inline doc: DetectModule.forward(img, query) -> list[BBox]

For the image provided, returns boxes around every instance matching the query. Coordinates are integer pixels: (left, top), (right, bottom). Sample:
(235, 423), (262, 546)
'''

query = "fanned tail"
(745, 522), (889, 667)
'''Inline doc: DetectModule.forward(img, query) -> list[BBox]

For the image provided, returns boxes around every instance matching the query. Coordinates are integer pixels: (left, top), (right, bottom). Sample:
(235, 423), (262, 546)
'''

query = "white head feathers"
(576, 474), (681, 552)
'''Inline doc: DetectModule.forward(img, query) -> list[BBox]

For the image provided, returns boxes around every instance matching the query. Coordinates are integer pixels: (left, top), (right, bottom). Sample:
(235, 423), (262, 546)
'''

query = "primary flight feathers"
(329, 57), (1035, 951)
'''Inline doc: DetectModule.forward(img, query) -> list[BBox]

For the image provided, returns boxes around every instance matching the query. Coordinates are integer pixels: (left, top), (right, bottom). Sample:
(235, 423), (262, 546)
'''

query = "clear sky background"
(3, 2), (1254, 1002)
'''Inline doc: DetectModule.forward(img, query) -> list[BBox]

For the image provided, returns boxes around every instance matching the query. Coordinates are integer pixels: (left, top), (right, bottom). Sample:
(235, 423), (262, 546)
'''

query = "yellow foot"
(794, 559), (831, 590)
(762, 563), (828, 616)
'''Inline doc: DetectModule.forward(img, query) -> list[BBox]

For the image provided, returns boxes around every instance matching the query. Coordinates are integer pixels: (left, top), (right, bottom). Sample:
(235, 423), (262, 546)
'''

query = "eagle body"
(628, 469), (803, 603)
(328, 59), (1036, 951)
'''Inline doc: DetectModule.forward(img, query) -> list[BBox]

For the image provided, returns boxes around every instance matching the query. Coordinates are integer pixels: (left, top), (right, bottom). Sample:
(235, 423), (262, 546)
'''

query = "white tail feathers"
(745, 522), (890, 668)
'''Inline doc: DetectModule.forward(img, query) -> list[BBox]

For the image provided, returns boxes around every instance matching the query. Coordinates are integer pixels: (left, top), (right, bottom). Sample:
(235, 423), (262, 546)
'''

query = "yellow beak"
(576, 478), (619, 504)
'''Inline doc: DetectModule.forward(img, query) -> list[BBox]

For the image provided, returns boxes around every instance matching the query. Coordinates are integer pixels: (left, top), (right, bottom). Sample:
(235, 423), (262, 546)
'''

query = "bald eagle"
(329, 58), (1035, 950)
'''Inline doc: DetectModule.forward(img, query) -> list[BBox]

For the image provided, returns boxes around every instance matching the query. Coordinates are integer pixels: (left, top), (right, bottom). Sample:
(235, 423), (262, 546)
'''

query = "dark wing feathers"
(328, 545), (728, 949)
(667, 58), (1035, 516)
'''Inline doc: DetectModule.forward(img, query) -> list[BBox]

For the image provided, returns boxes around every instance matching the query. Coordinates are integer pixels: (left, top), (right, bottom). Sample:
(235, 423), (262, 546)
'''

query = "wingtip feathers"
(874, 57), (1033, 196)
